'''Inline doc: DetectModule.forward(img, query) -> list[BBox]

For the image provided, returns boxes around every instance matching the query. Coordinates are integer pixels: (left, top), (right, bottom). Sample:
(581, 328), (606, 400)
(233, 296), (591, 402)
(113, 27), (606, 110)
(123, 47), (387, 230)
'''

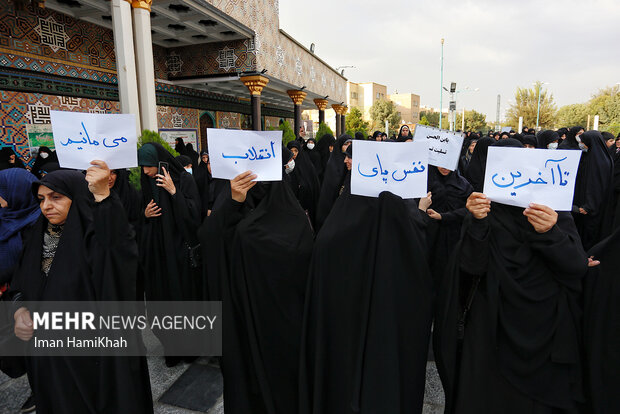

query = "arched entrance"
(199, 111), (215, 150)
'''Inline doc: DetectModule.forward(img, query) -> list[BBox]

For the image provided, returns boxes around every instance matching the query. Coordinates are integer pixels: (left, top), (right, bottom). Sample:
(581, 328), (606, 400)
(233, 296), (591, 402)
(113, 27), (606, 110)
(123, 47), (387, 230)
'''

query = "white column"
(132, 1), (158, 131)
(111, 0), (141, 135)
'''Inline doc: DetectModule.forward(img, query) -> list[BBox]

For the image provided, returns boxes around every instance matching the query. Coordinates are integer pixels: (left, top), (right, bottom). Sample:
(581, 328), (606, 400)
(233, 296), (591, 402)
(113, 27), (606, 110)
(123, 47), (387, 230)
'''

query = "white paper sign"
(207, 128), (283, 181)
(413, 124), (464, 170)
(483, 147), (582, 211)
(50, 110), (137, 170)
(351, 140), (428, 199)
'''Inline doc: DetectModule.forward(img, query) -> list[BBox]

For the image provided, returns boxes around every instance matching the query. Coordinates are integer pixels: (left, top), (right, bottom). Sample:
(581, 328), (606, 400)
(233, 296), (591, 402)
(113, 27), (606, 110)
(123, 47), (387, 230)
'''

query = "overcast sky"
(279, 0), (620, 122)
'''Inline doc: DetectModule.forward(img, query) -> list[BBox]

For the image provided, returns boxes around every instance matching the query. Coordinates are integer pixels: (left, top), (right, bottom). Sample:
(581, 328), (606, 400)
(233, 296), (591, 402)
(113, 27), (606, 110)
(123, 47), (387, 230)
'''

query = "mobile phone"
(158, 161), (169, 176)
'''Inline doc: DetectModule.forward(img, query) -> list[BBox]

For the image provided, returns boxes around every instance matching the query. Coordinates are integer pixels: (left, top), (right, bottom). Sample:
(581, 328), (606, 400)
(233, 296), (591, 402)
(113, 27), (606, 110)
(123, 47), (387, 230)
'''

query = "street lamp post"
(535, 81), (550, 131)
(439, 38), (444, 129)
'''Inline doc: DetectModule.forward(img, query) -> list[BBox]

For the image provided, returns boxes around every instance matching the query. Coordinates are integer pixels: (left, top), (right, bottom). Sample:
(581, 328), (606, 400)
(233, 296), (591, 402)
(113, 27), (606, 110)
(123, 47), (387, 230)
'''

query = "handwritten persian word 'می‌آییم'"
(59, 122), (129, 150)
(358, 153), (426, 184)
(221, 141), (277, 165)
(491, 156), (570, 197)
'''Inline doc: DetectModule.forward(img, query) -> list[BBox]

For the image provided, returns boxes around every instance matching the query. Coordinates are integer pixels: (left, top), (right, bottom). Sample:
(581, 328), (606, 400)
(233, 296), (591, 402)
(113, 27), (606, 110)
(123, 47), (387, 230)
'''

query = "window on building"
(351, 92), (358, 99)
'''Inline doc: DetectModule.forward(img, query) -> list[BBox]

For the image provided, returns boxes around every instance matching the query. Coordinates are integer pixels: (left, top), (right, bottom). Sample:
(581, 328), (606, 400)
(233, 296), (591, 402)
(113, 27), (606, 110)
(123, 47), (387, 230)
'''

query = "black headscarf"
(9, 170), (152, 412)
(0, 147), (25, 170)
(522, 134), (538, 148)
(111, 169), (141, 228)
(174, 138), (186, 155)
(536, 129), (560, 149)
(371, 130), (382, 141)
(573, 131), (614, 250)
(396, 125), (413, 142)
(30, 146), (58, 179)
(300, 182), (433, 413)
(287, 140), (321, 225)
(315, 134), (351, 230)
(303, 138), (322, 174)
(314, 134), (335, 180)
(194, 151), (211, 217)
(464, 137), (495, 192)
(354, 132), (365, 141)
(185, 143), (200, 166)
(559, 126), (584, 150)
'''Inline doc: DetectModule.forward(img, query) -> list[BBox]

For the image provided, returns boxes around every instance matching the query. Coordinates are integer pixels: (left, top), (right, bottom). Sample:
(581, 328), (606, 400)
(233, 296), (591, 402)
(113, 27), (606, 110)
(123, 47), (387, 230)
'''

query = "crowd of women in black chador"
(1, 125), (619, 414)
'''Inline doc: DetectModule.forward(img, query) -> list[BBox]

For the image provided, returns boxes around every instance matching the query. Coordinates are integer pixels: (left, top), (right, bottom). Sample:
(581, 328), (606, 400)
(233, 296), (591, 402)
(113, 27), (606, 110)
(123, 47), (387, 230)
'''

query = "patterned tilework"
(0, 90), (119, 165)
(0, 3), (118, 83)
(157, 40), (256, 79)
(204, 0), (346, 102)
(264, 116), (282, 129)
(215, 112), (240, 129)
(157, 105), (200, 130)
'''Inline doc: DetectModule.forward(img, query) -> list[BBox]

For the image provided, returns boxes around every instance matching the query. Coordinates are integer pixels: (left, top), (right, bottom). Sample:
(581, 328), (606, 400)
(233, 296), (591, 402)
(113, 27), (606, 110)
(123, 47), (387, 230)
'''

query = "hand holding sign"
(51, 111), (137, 170)
(85, 160), (111, 202)
(523, 203), (558, 233)
(208, 129), (282, 181)
(231, 171), (258, 203)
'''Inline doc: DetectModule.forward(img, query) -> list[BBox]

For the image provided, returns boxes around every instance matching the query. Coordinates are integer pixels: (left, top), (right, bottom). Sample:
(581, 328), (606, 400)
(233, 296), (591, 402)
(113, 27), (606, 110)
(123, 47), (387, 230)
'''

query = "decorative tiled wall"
(0, 90), (119, 164)
(0, 3), (118, 83)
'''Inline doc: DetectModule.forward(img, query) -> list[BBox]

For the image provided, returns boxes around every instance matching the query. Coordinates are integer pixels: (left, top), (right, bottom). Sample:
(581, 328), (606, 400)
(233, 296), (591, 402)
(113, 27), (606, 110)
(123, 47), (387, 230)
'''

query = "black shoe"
(165, 356), (182, 368)
(20, 394), (36, 413)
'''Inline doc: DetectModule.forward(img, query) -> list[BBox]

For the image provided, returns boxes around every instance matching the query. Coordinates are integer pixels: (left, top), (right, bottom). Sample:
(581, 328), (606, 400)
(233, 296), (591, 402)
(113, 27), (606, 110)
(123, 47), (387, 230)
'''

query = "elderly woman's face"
(37, 185), (72, 225)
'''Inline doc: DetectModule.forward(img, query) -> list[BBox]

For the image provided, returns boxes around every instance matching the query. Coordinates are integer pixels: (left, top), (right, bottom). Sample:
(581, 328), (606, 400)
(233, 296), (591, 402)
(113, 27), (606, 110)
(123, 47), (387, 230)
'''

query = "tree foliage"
(455, 109), (488, 132)
(556, 103), (588, 128)
(369, 99), (401, 135)
(315, 122), (334, 140)
(505, 81), (557, 130)
(419, 115), (430, 126)
(269, 121), (296, 145)
(555, 85), (620, 135)
(345, 107), (370, 137)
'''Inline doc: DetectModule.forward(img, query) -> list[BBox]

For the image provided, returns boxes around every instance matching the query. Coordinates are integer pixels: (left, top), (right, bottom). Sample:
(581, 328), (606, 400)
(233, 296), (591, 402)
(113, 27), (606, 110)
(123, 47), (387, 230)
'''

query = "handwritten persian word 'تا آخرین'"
(491, 157), (570, 197)
(60, 122), (129, 150)
(221, 141), (277, 165)
(358, 154), (426, 184)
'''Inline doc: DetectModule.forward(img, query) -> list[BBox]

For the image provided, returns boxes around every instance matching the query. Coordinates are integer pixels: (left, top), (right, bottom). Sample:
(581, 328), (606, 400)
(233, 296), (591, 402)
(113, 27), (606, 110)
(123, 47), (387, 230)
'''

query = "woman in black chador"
(198, 148), (313, 414)
(10, 166), (153, 413)
(137, 142), (201, 366)
(434, 139), (588, 414)
(299, 145), (433, 414)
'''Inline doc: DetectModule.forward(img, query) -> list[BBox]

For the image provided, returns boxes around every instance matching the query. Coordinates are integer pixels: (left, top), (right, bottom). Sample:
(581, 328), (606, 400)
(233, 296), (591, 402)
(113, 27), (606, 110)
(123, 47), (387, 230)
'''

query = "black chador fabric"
(303, 138), (322, 175)
(8, 171), (152, 413)
(315, 135), (350, 230)
(464, 137), (494, 192)
(436, 205), (587, 414)
(193, 156), (211, 217)
(30, 146), (58, 179)
(185, 143), (200, 166)
(314, 134), (335, 182)
(111, 169), (141, 229)
(611, 144), (620, 228)
(425, 167), (473, 287)
(536, 130), (560, 149)
(198, 181), (313, 414)
(572, 131), (614, 250)
(208, 178), (231, 214)
(137, 143), (201, 353)
(299, 180), (433, 414)
(582, 228), (620, 414)
(559, 126), (583, 150)
(287, 141), (320, 225)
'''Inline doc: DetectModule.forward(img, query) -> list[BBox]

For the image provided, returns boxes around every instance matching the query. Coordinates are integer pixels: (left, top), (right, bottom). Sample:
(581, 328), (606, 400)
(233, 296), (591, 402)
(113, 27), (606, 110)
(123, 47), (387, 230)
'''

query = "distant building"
(347, 82), (388, 122)
(389, 93), (421, 124)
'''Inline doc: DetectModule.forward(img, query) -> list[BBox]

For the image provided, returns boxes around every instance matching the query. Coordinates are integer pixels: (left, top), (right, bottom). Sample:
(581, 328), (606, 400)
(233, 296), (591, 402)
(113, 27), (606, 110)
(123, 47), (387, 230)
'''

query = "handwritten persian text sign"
(351, 140), (428, 199)
(207, 128), (282, 181)
(413, 125), (464, 170)
(483, 147), (582, 211)
(50, 111), (137, 170)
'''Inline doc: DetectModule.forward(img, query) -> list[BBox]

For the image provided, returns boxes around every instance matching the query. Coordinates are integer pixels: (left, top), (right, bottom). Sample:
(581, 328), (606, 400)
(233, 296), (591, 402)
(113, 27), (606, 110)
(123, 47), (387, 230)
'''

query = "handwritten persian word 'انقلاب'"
(221, 141), (277, 165)
(491, 156), (570, 197)
(358, 154), (426, 184)
(60, 122), (129, 150)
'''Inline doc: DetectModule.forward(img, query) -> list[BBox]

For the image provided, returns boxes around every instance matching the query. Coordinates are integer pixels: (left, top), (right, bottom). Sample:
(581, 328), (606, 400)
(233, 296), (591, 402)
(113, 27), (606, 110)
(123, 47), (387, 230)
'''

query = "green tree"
(269, 121), (296, 145)
(585, 86), (620, 132)
(556, 103), (588, 128)
(369, 99), (401, 135)
(505, 81), (557, 130)
(419, 115), (430, 126)
(130, 130), (180, 189)
(345, 107), (370, 137)
(455, 109), (488, 132)
(315, 122), (334, 140)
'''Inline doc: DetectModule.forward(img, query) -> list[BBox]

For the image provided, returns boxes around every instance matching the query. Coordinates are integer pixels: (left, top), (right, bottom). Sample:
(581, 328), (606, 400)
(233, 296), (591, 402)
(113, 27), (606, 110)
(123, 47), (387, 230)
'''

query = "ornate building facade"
(1, 0), (346, 165)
